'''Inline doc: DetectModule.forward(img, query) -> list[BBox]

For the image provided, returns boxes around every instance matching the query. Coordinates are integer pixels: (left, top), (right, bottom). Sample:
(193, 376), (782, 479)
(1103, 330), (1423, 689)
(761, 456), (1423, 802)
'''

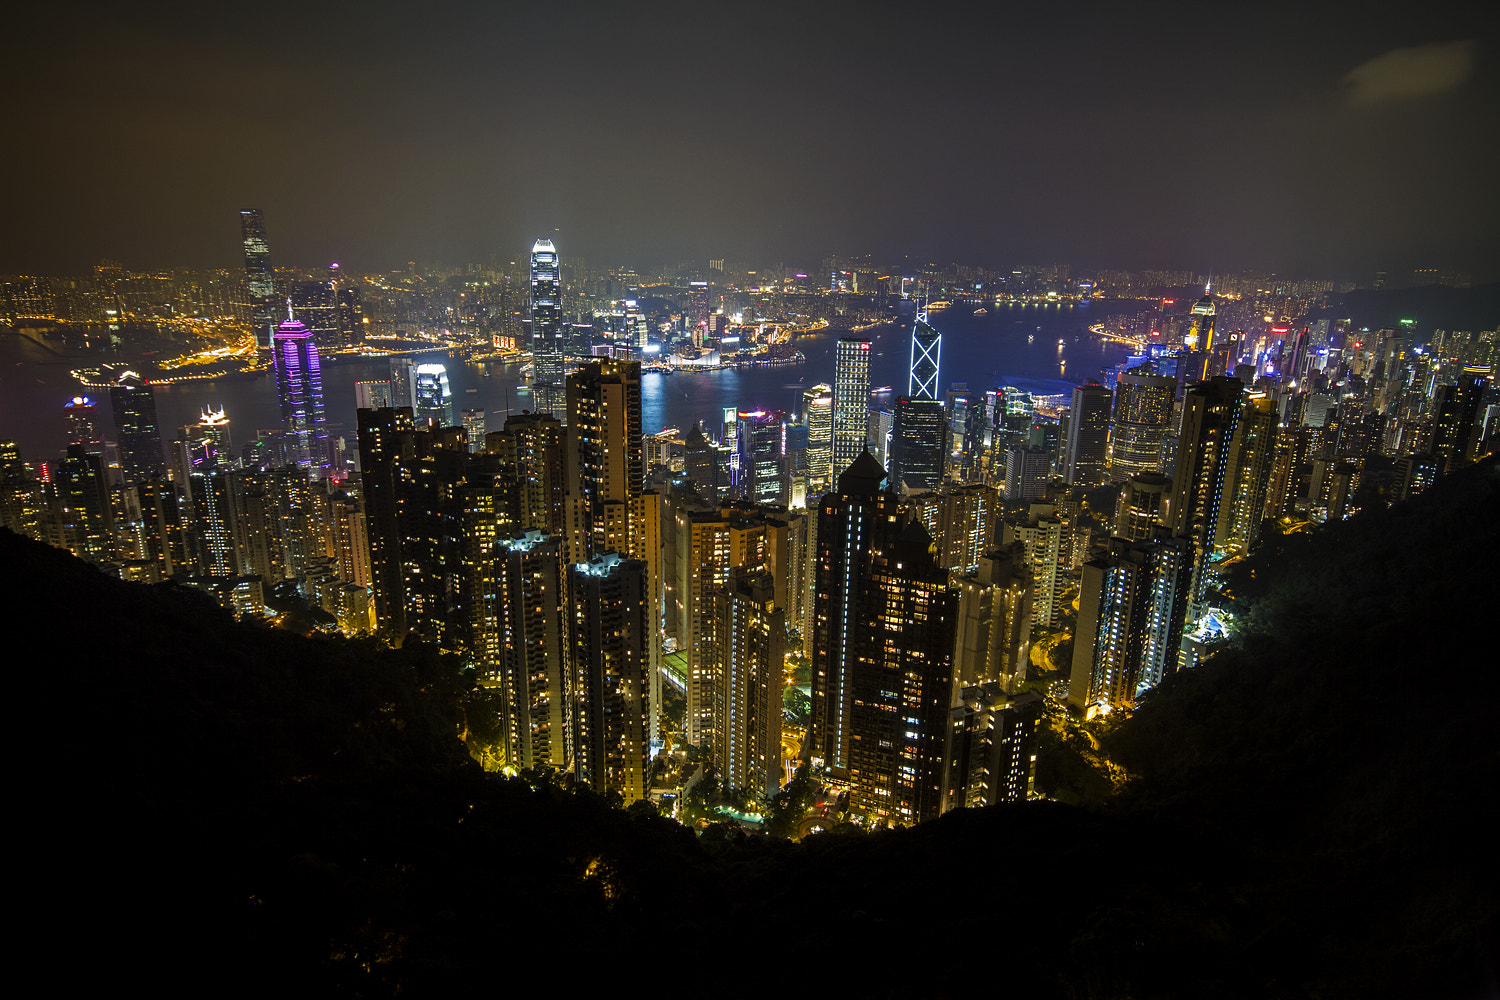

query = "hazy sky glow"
(4, 1), (1496, 277)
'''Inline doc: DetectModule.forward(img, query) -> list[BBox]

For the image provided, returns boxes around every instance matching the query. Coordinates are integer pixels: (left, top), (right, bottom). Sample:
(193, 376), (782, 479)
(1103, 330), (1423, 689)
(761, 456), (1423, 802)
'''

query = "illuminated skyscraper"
(809, 450), (958, 826)
(801, 383), (834, 497)
(63, 396), (101, 451)
(1216, 393), (1278, 556)
(570, 551), (651, 805)
(669, 500), (791, 748)
(1001, 503), (1065, 627)
(623, 298), (648, 349)
(565, 359), (662, 739)
(943, 688), (1043, 812)
(412, 363), (455, 428)
(889, 397), (946, 493)
(239, 209), (276, 349)
(356, 408), (470, 641)
(1165, 376), (1244, 602)
(735, 409), (786, 506)
(831, 338), (872, 478)
(178, 406), (233, 474)
(1069, 535), (1193, 711)
(1063, 381), (1112, 486)
(909, 316), (941, 401)
(51, 444), (113, 564)
(1114, 472), (1172, 541)
(952, 542), (1033, 695)
(708, 567), (784, 798)
(907, 482), (999, 572)
(809, 452), (898, 777)
(530, 238), (564, 416)
(496, 530), (570, 771)
(1186, 284), (1217, 380)
(1109, 366), (1176, 482)
(0, 441), (44, 542)
(1431, 370), (1488, 475)
(109, 373), (165, 485)
(272, 306), (328, 473)
(490, 410), (565, 535)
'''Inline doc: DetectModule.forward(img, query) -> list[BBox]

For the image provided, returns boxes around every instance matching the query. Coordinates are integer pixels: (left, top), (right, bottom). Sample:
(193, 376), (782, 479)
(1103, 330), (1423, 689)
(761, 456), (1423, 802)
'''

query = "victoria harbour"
(1, 300), (1135, 459)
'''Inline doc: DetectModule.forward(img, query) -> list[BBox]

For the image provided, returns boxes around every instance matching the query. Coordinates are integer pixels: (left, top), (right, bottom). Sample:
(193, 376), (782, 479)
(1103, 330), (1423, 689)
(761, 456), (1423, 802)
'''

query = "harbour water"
(1, 299), (1140, 460)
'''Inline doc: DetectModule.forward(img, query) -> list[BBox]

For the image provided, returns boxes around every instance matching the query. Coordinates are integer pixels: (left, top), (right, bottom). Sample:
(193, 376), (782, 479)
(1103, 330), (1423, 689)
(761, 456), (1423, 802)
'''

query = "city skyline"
(3, 3), (1496, 279)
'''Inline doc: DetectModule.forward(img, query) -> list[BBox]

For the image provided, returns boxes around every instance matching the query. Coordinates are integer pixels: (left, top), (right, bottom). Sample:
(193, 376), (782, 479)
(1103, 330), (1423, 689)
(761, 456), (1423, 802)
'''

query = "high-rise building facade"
(1069, 535), (1192, 711)
(1003, 444), (1051, 500)
(564, 359), (662, 740)
(1063, 381), (1112, 486)
(412, 363), (455, 428)
(490, 410), (565, 535)
(1165, 376), (1245, 602)
(63, 395), (101, 450)
(734, 409), (786, 506)
(831, 339), (871, 479)
(529, 238), (564, 416)
(944, 688), (1042, 812)
(844, 516), (957, 827)
(496, 531), (570, 772)
(240, 209), (276, 349)
(802, 383), (834, 498)
(1215, 393), (1278, 556)
(952, 543), (1033, 696)
(1002, 503), (1065, 628)
(889, 397), (946, 494)
(272, 309), (328, 473)
(708, 567), (785, 798)
(809, 451), (958, 826)
(109, 373), (166, 485)
(669, 499), (791, 748)
(909, 316), (941, 401)
(570, 551), (651, 805)
(1114, 472), (1172, 541)
(906, 482), (998, 572)
(1109, 366), (1176, 482)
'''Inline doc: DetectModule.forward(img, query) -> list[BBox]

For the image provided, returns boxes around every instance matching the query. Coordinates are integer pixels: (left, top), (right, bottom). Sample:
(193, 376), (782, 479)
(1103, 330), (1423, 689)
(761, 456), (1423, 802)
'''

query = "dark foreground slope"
(5, 462), (1496, 997)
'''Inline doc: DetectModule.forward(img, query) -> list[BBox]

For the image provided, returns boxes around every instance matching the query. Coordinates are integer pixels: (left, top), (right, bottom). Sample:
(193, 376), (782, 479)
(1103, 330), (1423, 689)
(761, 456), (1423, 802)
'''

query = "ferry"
(973, 307), (988, 316)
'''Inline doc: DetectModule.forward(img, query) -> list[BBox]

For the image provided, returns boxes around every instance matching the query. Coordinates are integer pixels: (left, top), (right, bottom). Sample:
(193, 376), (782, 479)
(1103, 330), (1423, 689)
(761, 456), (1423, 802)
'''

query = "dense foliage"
(7, 460), (1496, 995)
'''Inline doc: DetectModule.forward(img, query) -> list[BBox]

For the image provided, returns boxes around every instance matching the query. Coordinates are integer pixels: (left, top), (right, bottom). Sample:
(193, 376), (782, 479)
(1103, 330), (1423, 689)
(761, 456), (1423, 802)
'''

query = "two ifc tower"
(239, 209), (331, 476)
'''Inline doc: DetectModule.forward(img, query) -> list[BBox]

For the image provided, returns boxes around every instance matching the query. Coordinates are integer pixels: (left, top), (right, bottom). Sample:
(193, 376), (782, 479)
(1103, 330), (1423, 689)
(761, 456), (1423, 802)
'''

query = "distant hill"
(5, 462), (1496, 996)
(1310, 283), (1500, 333)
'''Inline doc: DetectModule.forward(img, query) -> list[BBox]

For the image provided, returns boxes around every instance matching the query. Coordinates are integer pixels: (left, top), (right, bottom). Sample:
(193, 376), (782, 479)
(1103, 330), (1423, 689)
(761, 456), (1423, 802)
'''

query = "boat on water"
(973, 307), (988, 316)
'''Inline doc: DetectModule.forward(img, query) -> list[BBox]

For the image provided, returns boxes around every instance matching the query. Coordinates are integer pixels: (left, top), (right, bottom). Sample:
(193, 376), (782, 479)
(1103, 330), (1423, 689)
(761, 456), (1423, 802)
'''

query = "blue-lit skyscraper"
(891, 311), (945, 492)
(530, 238), (564, 416)
(272, 305), (328, 473)
(909, 315), (941, 401)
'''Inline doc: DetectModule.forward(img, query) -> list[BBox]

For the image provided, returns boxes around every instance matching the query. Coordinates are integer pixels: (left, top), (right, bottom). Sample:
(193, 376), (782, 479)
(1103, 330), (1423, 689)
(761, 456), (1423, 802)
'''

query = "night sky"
(5, 1), (1497, 278)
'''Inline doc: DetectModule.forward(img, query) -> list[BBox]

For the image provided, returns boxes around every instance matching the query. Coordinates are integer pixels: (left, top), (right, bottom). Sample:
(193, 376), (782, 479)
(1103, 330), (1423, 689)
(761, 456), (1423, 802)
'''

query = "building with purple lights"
(273, 306), (328, 473)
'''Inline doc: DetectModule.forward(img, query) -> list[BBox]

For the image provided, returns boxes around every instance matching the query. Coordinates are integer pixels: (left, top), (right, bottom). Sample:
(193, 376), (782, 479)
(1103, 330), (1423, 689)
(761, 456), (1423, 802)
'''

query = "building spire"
(286, 297), (295, 321)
